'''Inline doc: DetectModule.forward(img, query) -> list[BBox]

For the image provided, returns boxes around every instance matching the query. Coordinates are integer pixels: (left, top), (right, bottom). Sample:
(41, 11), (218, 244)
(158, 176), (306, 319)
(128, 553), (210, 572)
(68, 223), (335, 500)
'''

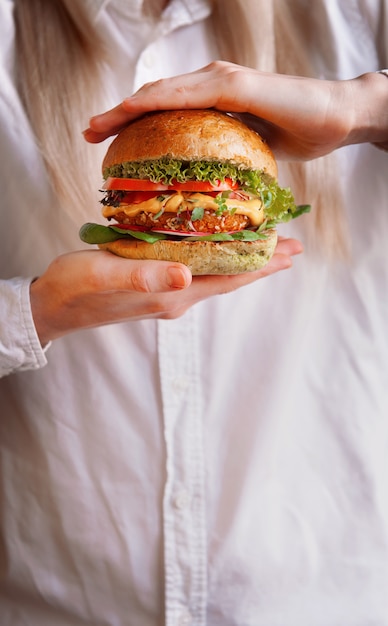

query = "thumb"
(96, 253), (193, 293)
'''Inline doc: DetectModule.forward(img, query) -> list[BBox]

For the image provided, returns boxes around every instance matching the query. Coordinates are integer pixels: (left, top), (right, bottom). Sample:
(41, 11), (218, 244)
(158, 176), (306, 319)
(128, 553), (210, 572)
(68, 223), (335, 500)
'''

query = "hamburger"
(80, 109), (309, 274)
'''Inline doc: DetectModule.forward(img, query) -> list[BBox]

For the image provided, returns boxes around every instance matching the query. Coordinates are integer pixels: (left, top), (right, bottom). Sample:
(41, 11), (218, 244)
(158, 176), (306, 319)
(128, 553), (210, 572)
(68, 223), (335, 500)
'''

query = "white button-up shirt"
(1, 1), (388, 624)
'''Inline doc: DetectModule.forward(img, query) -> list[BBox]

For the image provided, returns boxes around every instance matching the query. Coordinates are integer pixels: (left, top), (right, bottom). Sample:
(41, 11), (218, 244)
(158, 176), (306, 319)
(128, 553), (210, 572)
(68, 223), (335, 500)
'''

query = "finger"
(112, 259), (192, 293)
(186, 253), (291, 300)
(90, 238), (301, 296)
(114, 236), (302, 295)
(83, 91), (205, 144)
(274, 236), (303, 256)
(183, 237), (303, 300)
(83, 102), (137, 143)
(83, 64), (229, 143)
(125, 262), (192, 292)
(83, 251), (192, 293)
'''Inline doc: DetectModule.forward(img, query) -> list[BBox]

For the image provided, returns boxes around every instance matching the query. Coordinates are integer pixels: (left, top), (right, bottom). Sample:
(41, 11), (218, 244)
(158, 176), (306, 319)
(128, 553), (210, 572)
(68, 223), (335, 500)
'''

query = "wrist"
(372, 70), (388, 151)
(344, 71), (388, 150)
(30, 277), (57, 347)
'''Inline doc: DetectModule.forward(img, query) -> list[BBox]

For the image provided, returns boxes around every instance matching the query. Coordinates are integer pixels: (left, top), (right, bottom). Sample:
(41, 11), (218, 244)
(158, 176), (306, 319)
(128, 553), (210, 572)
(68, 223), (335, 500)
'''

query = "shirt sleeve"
(0, 277), (49, 378)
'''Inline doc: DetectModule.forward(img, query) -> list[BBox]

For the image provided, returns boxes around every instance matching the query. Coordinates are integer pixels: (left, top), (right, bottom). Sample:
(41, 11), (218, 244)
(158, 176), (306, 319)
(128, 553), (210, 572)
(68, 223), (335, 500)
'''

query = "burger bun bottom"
(98, 229), (277, 275)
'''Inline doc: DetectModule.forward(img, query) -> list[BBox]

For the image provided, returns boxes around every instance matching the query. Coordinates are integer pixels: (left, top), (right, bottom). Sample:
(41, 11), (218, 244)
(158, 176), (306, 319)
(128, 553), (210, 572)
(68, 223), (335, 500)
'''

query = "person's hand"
(84, 61), (388, 159)
(30, 237), (302, 345)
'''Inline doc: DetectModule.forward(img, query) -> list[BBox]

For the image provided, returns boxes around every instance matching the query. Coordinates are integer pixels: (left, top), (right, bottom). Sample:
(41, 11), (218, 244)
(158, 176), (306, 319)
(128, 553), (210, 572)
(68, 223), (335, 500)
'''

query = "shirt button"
(173, 489), (190, 510)
(172, 376), (189, 394)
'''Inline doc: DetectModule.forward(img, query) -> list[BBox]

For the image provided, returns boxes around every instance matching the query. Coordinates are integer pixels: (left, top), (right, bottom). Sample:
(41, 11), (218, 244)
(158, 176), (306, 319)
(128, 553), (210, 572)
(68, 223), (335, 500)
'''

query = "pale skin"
(84, 62), (388, 155)
(30, 244), (299, 343)
(31, 62), (388, 345)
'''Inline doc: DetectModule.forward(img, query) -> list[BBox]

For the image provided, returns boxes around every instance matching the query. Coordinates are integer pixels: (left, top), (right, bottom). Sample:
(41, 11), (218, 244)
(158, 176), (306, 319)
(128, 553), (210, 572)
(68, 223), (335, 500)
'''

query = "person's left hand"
(81, 61), (345, 159)
(83, 61), (388, 159)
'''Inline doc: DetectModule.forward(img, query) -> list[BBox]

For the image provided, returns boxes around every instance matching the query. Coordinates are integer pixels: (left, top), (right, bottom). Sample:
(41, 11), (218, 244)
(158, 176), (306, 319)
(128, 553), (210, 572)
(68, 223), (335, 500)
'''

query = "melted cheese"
(102, 191), (264, 226)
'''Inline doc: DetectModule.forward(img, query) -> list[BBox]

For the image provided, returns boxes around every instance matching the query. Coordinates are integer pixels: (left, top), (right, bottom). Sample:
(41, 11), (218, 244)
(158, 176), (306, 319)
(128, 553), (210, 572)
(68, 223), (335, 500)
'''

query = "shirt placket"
(158, 308), (207, 626)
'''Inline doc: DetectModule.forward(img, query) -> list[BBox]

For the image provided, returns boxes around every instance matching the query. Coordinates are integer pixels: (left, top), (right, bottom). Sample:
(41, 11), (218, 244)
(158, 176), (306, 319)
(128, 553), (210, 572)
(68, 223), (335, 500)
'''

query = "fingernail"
(167, 267), (188, 289)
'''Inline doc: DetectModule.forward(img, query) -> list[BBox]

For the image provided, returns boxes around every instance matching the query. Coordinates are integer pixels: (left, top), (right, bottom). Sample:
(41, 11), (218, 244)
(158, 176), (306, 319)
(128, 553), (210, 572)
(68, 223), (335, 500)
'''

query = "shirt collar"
(83, 0), (212, 22)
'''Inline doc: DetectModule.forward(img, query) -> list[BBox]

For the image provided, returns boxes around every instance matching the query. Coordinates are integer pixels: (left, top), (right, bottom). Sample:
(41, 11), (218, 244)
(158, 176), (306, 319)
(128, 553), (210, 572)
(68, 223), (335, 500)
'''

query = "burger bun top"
(102, 109), (277, 178)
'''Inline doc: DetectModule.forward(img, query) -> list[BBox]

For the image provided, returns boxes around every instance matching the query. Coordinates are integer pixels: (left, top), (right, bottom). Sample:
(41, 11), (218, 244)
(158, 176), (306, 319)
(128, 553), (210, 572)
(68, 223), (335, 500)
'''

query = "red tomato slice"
(120, 190), (164, 204)
(109, 223), (242, 237)
(108, 189), (220, 205)
(103, 176), (238, 192)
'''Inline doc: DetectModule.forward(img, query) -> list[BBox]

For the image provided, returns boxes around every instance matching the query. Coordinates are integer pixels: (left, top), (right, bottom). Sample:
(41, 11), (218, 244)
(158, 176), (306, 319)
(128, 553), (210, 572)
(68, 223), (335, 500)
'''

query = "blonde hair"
(15, 0), (347, 256)
(14, 0), (109, 223)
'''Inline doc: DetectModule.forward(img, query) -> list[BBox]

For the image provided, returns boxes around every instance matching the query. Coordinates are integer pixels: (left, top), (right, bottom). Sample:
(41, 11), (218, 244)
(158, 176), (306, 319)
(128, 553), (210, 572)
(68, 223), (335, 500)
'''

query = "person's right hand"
(30, 237), (302, 345)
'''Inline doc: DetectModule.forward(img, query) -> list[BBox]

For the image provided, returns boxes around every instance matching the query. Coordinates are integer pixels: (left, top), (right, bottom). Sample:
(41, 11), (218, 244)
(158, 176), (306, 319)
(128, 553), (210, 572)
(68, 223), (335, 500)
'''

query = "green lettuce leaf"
(79, 222), (275, 245)
(79, 223), (167, 245)
(103, 158), (308, 224)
